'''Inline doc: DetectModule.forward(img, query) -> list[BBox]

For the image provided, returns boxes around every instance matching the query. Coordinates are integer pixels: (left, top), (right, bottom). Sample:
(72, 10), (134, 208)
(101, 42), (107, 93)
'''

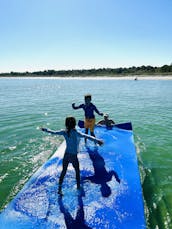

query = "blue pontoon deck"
(0, 122), (146, 228)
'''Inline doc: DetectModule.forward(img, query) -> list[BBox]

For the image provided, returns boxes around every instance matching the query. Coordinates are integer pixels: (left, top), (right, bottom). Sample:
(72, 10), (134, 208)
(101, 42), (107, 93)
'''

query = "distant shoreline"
(1, 75), (172, 80)
(1, 65), (172, 78)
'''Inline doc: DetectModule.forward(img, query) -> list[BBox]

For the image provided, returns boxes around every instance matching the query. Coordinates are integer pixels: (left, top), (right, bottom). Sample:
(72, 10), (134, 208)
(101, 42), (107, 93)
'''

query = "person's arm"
(96, 120), (105, 126)
(77, 131), (103, 146)
(72, 103), (83, 110)
(94, 105), (103, 116)
(40, 127), (64, 135)
(109, 120), (115, 125)
(110, 120), (115, 125)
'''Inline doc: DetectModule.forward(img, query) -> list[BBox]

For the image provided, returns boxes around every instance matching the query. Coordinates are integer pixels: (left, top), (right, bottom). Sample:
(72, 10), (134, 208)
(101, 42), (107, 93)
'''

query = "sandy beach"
(70, 75), (172, 80)
(1, 75), (172, 80)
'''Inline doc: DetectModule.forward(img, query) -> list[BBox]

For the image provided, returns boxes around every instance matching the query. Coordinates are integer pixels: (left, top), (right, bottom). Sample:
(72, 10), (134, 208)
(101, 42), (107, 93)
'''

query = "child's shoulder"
(91, 102), (97, 107)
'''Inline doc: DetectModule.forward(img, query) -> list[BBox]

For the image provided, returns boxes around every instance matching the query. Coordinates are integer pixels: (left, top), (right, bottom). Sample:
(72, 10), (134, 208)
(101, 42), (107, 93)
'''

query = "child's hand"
(97, 140), (104, 146)
(40, 127), (47, 132)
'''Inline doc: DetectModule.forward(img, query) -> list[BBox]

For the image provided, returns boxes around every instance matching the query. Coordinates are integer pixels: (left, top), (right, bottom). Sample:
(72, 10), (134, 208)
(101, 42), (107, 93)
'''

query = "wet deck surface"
(0, 125), (146, 228)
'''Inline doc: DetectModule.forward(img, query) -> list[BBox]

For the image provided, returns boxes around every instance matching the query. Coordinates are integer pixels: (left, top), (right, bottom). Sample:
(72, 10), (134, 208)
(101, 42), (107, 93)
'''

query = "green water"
(0, 77), (172, 228)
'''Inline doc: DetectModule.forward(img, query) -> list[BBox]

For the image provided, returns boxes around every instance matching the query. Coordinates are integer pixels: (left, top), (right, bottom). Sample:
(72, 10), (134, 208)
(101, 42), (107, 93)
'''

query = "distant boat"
(134, 77), (138, 81)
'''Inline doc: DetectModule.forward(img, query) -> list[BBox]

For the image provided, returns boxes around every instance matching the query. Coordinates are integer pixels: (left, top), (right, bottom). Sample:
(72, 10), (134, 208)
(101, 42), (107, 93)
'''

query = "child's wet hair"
(84, 94), (92, 100)
(65, 117), (76, 135)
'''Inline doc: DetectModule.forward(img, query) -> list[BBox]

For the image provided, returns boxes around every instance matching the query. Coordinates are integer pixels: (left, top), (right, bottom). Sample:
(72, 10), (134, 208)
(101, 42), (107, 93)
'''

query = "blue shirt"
(44, 128), (99, 155)
(73, 102), (102, 119)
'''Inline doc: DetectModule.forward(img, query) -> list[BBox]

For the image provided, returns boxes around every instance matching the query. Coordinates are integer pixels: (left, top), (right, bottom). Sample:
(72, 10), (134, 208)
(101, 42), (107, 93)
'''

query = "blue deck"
(0, 123), (146, 228)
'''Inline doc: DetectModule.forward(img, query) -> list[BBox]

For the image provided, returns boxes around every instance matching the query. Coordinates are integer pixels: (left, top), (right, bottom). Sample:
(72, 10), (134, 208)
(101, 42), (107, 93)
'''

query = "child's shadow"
(83, 147), (120, 197)
(58, 195), (91, 229)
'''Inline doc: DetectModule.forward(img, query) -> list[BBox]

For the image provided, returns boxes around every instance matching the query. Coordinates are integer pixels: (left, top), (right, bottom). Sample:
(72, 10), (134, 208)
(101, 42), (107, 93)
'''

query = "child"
(97, 113), (115, 128)
(72, 94), (103, 138)
(41, 116), (103, 196)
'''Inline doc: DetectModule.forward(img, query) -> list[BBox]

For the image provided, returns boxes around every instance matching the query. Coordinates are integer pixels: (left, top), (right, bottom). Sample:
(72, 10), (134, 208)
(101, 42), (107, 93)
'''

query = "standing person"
(41, 116), (103, 196)
(72, 94), (103, 138)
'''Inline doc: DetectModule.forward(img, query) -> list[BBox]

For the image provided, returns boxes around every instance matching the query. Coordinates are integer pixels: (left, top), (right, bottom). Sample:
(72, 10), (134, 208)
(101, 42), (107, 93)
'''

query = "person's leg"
(90, 118), (96, 138)
(90, 131), (95, 137)
(72, 156), (80, 189)
(85, 128), (88, 134)
(85, 128), (88, 143)
(58, 154), (69, 194)
(91, 130), (97, 145)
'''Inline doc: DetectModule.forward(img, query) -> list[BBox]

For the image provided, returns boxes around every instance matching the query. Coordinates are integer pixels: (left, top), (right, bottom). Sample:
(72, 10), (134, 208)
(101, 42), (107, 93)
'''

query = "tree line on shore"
(1, 64), (172, 77)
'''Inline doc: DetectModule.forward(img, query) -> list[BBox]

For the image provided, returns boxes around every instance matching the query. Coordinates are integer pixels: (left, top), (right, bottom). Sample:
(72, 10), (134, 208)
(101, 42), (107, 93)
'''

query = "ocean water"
(0, 77), (172, 228)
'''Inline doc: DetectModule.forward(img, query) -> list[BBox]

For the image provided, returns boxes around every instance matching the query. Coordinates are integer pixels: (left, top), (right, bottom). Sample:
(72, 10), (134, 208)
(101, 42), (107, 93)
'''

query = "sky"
(0, 0), (172, 73)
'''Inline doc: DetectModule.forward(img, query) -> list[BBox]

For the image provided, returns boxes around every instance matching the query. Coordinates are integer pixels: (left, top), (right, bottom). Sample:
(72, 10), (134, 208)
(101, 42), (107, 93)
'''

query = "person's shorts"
(63, 153), (79, 169)
(84, 118), (95, 132)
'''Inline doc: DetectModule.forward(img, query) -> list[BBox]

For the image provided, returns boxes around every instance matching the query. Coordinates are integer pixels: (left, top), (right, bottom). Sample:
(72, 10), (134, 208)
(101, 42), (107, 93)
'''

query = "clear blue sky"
(0, 0), (172, 73)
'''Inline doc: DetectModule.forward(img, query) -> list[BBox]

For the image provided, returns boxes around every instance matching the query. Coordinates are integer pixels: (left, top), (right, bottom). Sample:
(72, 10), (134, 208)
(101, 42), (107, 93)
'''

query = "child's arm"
(86, 134), (104, 146)
(96, 120), (105, 126)
(77, 131), (103, 146)
(110, 120), (115, 125)
(40, 127), (64, 135)
(94, 105), (103, 116)
(93, 137), (103, 146)
(72, 103), (83, 110)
